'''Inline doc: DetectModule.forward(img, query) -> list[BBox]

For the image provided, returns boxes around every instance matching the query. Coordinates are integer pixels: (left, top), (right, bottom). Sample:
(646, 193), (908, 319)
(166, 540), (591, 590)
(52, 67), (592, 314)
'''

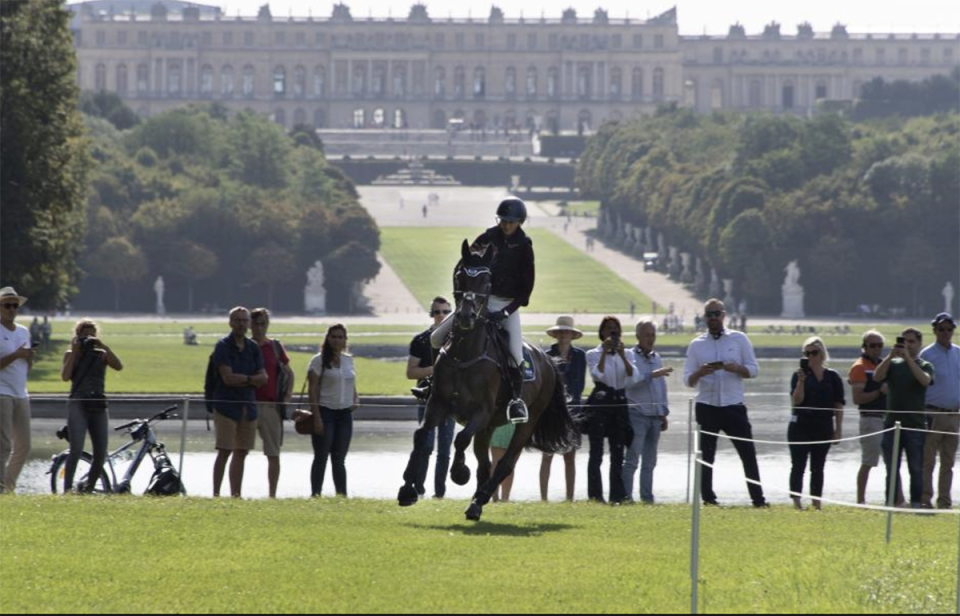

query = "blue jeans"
(623, 414), (662, 503)
(311, 408), (353, 497)
(882, 428), (927, 506)
(415, 406), (457, 498)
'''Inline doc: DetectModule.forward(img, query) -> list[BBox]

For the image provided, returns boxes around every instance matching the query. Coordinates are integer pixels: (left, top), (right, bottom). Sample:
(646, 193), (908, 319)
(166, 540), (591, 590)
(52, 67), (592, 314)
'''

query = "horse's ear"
(481, 244), (494, 264)
(461, 240), (471, 262)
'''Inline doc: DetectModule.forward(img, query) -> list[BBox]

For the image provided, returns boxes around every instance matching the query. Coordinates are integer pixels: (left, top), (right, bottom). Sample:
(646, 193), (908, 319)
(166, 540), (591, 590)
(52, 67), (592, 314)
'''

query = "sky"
(207, 0), (960, 35)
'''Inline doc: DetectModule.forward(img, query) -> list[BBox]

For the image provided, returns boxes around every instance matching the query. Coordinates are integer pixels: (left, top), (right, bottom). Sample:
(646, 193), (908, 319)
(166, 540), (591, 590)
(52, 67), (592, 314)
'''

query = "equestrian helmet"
(496, 198), (528, 224)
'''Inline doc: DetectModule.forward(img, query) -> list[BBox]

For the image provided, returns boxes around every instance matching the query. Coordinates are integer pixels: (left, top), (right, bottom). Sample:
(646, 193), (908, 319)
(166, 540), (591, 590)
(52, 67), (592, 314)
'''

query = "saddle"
(489, 325), (537, 383)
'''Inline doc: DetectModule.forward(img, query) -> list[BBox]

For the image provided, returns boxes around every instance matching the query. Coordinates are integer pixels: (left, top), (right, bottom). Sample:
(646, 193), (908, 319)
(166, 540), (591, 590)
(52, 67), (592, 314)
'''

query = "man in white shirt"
(0, 287), (34, 494)
(684, 299), (768, 508)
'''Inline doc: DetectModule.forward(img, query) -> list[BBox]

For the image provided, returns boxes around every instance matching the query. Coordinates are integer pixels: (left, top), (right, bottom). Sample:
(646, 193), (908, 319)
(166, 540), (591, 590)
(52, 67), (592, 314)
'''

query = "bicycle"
(48, 405), (186, 496)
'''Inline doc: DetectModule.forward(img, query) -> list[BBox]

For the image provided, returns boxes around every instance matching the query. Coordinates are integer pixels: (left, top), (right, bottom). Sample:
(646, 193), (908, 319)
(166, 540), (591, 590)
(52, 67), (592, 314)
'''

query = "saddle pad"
(522, 344), (537, 382)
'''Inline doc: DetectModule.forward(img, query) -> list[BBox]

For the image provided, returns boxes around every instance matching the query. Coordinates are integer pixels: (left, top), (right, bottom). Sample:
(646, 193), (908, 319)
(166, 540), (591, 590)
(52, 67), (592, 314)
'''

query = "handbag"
(293, 363), (321, 436)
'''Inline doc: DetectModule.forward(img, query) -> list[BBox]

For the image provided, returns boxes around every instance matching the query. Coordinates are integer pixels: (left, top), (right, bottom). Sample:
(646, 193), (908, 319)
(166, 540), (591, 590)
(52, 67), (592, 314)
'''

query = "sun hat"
(547, 316), (583, 340)
(0, 287), (28, 308)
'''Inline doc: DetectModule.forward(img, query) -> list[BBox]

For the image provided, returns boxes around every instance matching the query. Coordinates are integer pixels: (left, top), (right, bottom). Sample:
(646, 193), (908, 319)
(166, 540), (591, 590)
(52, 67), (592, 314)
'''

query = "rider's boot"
(506, 365), (529, 425)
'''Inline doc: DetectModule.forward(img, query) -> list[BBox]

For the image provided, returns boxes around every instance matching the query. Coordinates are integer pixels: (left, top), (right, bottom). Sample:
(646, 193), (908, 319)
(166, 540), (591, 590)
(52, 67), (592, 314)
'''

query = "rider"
(431, 197), (535, 424)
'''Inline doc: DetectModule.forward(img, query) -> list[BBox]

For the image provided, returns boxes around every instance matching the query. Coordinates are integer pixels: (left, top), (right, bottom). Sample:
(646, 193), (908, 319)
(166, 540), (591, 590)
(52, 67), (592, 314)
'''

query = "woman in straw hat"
(540, 316), (587, 502)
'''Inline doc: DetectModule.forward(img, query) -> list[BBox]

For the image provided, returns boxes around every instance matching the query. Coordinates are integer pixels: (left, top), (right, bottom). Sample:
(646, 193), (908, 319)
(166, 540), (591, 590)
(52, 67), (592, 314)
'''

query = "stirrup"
(507, 399), (529, 425)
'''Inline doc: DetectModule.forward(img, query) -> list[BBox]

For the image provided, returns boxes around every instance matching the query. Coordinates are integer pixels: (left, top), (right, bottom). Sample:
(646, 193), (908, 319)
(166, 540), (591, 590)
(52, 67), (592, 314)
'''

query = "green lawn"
(557, 200), (601, 217)
(0, 498), (955, 613)
(380, 227), (653, 314)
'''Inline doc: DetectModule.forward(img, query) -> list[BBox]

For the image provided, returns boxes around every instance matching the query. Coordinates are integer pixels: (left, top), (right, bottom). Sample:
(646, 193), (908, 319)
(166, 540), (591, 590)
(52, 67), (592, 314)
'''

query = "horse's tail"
(529, 361), (583, 455)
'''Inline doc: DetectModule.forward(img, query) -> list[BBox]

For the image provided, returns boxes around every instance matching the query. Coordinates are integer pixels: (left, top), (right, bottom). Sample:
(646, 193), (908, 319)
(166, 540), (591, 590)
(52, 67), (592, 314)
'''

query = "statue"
(680, 253), (693, 283)
(945, 282), (956, 315)
(694, 259), (707, 294)
(305, 261), (328, 314)
(709, 269), (722, 299)
(154, 276), (166, 316)
(723, 279), (736, 309)
(781, 260), (806, 319)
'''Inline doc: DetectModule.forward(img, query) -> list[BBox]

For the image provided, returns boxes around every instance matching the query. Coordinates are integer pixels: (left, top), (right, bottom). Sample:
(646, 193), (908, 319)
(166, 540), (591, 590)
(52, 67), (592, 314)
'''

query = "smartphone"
(896, 336), (906, 348)
(800, 358), (810, 373)
(709, 361), (725, 369)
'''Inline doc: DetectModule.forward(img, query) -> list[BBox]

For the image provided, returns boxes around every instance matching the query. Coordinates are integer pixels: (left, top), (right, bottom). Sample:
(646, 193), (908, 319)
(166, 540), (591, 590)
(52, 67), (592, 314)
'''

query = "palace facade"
(71, 1), (960, 132)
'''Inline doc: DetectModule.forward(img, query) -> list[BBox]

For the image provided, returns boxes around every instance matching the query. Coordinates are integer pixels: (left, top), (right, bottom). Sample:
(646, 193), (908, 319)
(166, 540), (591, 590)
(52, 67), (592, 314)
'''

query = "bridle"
(455, 266), (493, 323)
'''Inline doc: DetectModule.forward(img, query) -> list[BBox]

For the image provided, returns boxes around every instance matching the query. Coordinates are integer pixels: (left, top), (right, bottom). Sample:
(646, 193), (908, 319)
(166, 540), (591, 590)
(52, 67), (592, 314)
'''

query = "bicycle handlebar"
(114, 405), (180, 432)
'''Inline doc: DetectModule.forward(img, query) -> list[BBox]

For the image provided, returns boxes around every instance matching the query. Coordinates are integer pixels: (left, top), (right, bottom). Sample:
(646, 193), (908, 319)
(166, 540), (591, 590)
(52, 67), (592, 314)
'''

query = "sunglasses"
(865, 343), (884, 349)
(937, 327), (956, 334)
(1, 303), (19, 310)
(704, 311), (724, 318)
(804, 350), (821, 357)
(431, 310), (452, 316)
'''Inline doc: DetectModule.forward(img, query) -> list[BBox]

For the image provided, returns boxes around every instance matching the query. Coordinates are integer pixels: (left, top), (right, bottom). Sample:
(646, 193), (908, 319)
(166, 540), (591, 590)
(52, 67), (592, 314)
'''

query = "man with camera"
(849, 330), (900, 505)
(408, 297), (456, 499)
(0, 288), (34, 494)
(874, 328), (935, 509)
(684, 299), (768, 508)
(919, 313), (959, 510)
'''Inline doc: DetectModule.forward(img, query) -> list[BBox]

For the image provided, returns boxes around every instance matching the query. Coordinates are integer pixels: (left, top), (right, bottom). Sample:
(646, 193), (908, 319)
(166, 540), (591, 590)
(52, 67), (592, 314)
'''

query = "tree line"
(577, 83), (959, 317)
(81, 103), (380, 313)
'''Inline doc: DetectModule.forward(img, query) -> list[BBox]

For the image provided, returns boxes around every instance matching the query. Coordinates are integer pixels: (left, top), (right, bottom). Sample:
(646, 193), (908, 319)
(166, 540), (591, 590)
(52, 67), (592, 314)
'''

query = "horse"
(397, 240), (580, 521)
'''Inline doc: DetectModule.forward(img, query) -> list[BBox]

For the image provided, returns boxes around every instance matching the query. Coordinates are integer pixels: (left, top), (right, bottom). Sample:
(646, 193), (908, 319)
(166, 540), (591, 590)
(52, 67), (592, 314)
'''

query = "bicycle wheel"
(49, 452), (112, 494)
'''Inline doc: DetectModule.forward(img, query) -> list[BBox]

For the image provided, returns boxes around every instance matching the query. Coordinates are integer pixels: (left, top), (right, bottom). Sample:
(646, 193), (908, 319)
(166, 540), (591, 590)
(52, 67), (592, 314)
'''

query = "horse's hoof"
(398, 485), (419, 507)
(450, 463), (471, 486)
(465, 502), (483, 522)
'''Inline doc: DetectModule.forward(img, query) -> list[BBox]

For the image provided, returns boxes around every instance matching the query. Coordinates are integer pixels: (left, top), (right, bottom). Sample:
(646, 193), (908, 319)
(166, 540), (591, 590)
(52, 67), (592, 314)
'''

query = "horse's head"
(454, 240), (493, 332)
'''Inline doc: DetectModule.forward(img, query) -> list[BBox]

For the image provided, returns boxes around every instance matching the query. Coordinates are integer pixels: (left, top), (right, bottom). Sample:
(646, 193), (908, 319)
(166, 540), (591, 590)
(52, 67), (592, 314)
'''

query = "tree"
(79, 90), (140, 130)
(227, 111), (291, 189)
(1, 0), (91, 309)
(246, 243), (297, 310)
(323, 242), (381, 314)
(164, 240), (219, 312)
(85, 237), (148, 311)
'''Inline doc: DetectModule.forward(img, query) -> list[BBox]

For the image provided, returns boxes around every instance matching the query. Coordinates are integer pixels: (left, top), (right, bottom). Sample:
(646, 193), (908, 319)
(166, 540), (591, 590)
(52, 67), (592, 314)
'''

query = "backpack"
(203, 351), (218, 414)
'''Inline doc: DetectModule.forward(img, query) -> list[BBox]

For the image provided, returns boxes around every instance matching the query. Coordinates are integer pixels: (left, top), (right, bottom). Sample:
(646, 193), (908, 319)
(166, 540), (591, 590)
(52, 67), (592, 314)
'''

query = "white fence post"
(886, 421), (902, 545)
(178, 397), (190, 482)
(686, 398), (694, 505)
(690, 428), (702, 615)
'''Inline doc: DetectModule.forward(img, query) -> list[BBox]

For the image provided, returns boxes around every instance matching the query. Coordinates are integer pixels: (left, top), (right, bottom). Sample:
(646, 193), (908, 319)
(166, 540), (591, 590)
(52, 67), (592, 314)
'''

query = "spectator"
(0, 288), (34, 494)
(408, 297), (456, 499)
(586, 316), (635, 504)
(308, 325), (358, 497)
(874, 328), (935, 509)
(684, 299), (768, 508)
(60, 319), (123, 492)
(789, 337), (845, 510)
(41, 317), (51, 351)
(490, 423), (520, 502)
(919, 313), (959, 509)
(250, 308), (294, 499)
(541, 316), (587, 502)
(29, 317), (40, 349)
(183, 326), (198, 346)
(623, 319), (672, 504)
(211, 307), (267, 498)
(849, 330), (899, 505)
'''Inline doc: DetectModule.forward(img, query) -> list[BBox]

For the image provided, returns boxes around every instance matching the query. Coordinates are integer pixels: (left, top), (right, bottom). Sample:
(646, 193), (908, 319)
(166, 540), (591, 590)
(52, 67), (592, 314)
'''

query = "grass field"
(379, 227), (654, 314)
(0, 498), (956, 613)
(21, 321), (925, 395)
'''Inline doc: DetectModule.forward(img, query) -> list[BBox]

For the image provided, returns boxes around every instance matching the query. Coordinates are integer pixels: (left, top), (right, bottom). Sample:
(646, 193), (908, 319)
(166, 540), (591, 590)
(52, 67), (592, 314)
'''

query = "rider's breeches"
(64, 400), (109, 492)
(430, 296), (523, 367)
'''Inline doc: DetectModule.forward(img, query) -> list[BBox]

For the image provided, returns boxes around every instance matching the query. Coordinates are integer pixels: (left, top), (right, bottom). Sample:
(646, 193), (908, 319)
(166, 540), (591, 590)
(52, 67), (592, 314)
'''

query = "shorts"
(214, 409), (257, 452)
(257, 402), (283, 457)
(490, 424), (516, 450)
(859, 416), (885, 467)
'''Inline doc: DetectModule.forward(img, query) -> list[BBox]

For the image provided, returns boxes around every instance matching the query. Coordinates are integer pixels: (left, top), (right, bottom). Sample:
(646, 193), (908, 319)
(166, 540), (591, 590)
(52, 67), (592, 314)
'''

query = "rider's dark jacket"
(471, 226), (535, 315)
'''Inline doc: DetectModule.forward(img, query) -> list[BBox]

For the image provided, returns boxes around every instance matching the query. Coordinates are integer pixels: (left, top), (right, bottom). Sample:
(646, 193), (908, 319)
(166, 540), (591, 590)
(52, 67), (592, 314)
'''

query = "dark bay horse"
(397, 240), (580, 521)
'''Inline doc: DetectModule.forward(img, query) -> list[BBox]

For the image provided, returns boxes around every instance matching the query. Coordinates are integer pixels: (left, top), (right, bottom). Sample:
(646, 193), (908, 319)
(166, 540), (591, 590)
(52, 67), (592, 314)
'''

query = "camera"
(79, 336), (98, 352)
(800, 358), (810, 373)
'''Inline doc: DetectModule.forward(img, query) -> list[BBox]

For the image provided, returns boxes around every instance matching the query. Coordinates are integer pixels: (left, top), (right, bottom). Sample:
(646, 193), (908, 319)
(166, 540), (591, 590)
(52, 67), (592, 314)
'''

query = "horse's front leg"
(450, 412), (491, 486)
(398, 400), (447, 507)
(466, 421), (537, 522)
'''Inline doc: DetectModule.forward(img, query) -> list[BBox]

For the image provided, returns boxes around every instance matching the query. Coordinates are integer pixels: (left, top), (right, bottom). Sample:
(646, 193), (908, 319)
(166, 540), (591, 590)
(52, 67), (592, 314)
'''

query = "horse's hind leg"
(450, 414), (490, 486)
(398, 403), (446, 507)
(466, 422), (536, 522)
